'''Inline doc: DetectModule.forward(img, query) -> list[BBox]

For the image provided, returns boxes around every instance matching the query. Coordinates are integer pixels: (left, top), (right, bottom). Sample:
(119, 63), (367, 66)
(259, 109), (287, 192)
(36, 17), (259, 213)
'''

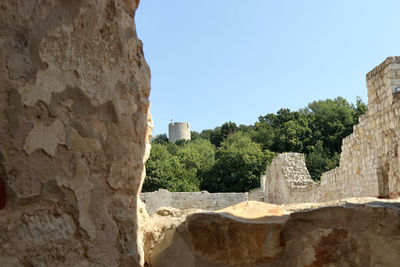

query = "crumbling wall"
(141, 189), (248, 214)
(0, 0), (151, 265)
(335, 57), (400, 198)
(263, 57), (400, 204)
(263, 153), (320, 204)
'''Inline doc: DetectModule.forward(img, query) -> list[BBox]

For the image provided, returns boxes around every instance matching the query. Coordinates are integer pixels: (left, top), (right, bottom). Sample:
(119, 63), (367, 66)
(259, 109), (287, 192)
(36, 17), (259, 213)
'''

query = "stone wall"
(0, 0), (151, 266)
(336, 57), (400, 198)
(141, 189), (248, 214)
(262, 57), (400, 204)
(263, 153), (320, 204)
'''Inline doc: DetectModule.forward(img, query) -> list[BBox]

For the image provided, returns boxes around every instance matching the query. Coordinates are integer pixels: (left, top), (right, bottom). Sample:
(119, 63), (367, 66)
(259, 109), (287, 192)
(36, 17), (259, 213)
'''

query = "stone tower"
(168, 122), (191, 143)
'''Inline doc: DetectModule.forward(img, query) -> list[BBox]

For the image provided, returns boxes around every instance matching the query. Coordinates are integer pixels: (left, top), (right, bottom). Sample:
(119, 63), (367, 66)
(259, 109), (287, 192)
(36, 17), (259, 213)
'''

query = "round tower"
(168, 122), (191, 143)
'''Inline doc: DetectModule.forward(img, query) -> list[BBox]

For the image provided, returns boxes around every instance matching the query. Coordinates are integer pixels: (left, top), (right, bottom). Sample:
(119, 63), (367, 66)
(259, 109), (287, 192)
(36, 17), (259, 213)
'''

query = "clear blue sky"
(136, 1), (400, 136)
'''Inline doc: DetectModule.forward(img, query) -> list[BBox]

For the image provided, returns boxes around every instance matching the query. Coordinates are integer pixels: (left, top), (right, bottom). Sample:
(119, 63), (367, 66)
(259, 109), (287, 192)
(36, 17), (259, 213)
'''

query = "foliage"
(151, 134), (169, 144)
(144, 96), (368, 191)
(305, 97), (356, 155)
(200, 132), (276, 192)
(207, 121), (238, 147)
(143, 139), (215, 192)
(352, 96), (368, 124)
(305, 141), (340, 180)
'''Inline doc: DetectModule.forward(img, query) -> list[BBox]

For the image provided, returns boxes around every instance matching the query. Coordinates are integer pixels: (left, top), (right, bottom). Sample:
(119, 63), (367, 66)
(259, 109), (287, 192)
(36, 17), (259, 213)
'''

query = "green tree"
(253, 118), (276, 150)
(190, 131), (201, 141)
(254, 109), (311, 153)
(274, 116), (311, 153)
(352, 96), (368, 124)
(305, 141), (340, 181)
(143, 139), (216, 192)
(200, 132), (275, 192)
(209, 121), (238, 147)
(143, 144), (200, 192)
(177, 138), (216, 177)
(199, 129), (213, 140)
(306, 97), (355, 155)
(151, 133), (169, 144)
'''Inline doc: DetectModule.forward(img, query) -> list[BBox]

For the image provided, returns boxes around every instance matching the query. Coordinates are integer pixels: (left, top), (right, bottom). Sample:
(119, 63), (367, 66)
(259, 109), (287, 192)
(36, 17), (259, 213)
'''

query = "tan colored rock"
(149, 199), (400, 266)
(185, 202), (288, 265)
(149, 201), (288, 266)
(23, 119), (65, 156)
(143, 206), (203, 265)
(0, 0), (150, 265)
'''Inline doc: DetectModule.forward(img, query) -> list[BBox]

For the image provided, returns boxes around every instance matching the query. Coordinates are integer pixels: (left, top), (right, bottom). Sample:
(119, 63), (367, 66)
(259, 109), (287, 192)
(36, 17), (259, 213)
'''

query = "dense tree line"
(143, 97), (367, 192)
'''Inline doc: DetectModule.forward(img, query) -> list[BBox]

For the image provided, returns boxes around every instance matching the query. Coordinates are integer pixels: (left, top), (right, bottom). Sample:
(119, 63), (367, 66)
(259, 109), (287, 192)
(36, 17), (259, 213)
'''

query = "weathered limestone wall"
(0, 0), (152, 266)
(335, 57), (400, 198)
(141, 189), (248, 214)
(262, 57), (400, 204)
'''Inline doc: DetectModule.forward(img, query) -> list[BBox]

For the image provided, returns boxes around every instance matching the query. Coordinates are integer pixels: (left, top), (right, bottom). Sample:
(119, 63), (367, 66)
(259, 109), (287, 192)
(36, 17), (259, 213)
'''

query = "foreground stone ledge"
(146, 198), (400, 266)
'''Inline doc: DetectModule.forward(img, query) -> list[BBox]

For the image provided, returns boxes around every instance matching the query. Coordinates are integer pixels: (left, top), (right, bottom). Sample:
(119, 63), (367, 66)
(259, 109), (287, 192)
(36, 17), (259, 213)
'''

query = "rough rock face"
(0, 0), (151, 265)
(148, 199), (400, 266)
(142, 206), (204, 265)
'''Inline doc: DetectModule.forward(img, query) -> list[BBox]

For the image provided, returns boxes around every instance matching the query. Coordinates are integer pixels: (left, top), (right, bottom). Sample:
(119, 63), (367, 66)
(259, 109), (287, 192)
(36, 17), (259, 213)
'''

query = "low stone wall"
(141, 189), (248, 214)
(248, 187), (264, 201)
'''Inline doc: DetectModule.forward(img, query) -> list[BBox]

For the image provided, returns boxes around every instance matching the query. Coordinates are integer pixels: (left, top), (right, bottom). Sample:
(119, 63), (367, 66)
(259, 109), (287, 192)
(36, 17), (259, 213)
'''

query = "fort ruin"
(143, 57), (400, 210)
(0, 1), (399, 266)
(141, 58), (400, 266)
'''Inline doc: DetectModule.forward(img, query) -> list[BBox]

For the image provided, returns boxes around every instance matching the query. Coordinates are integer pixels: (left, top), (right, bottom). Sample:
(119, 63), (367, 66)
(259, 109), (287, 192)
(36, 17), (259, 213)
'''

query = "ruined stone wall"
(334, 57), (400, 198)
(0, 0), (152, 266)
(263, 153), (320, 204)
(317, 57), (400, 200)
(263, 57), (400, 204)
(141, 189), (248, 214)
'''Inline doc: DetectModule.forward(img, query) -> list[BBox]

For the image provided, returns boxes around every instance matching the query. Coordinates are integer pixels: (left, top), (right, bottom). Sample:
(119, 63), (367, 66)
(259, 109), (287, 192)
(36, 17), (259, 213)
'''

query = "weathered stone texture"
(263, 153), (319, 204)
(0, 0), (151, 265)
(148, 199), (400, 266)
(142, 206), (203, 265)
(141, 189), (248, 214)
